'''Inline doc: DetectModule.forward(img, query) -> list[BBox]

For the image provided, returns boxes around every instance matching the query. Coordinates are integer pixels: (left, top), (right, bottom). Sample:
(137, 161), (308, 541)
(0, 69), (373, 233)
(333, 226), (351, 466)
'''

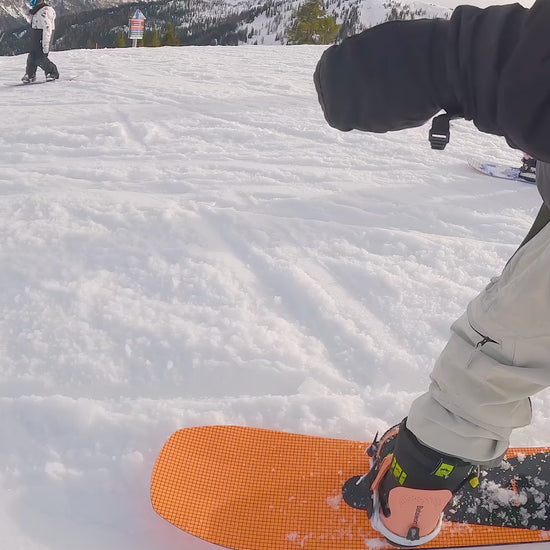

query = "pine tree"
(152, 29), (162, 47)
(286, 0), (339, 45)
(144, 29), (162, 47)
(163, 23), (180, 46)
(114, 32), (126, 48)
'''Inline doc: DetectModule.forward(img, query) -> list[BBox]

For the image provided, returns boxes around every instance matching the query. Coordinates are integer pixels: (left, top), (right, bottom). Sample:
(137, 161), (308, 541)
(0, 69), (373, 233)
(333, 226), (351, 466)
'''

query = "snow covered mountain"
(232, 0), (451, 45)
(0, 0), (127, 30)
(0, 0), (451, 54)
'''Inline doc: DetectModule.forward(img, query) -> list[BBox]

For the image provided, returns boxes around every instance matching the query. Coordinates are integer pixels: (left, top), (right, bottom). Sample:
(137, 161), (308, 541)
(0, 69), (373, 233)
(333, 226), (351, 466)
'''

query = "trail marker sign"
(129, 9), (146, 47)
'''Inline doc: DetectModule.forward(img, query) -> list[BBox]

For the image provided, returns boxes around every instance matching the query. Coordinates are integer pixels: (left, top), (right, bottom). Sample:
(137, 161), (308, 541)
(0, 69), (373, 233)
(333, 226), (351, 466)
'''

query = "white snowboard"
(469, 159), (536, 184)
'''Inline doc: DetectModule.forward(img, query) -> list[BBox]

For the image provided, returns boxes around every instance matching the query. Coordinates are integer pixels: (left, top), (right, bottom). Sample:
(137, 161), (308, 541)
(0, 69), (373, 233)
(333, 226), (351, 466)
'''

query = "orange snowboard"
(151, 426), (550, 549)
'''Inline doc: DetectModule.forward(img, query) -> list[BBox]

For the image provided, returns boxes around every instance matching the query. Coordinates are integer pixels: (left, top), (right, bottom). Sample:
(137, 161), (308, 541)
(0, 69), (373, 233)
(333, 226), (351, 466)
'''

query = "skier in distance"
(22, 0), (59, 84)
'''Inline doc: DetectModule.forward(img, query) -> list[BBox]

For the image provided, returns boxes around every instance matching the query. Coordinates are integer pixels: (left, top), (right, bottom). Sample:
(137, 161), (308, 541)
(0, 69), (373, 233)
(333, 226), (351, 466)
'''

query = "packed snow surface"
(1, 46), (549, 550)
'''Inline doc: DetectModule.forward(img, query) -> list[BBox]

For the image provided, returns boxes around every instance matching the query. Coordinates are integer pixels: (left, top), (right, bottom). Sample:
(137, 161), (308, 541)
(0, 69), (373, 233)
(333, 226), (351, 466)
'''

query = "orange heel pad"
(382, 487), (452, 539)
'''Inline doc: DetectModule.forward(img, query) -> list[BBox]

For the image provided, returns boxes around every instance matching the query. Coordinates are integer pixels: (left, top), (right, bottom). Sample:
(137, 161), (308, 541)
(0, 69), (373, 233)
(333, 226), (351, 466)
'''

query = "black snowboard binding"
(343, 419), (478, 547)
(519, 156), (537, 183)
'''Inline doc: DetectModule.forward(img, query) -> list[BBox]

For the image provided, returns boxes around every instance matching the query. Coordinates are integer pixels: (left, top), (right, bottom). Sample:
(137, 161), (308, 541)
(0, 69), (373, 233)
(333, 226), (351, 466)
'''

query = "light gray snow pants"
(408, 196), (550, 467)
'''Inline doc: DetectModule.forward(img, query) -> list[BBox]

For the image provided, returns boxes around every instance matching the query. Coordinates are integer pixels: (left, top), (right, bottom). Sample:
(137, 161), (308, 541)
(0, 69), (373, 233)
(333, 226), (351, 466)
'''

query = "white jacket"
(31, 5), (56, 54)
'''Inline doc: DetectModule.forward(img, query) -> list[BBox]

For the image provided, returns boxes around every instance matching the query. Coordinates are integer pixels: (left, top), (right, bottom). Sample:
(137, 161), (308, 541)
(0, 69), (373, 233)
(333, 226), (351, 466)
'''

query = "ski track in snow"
(0, 46), (548, 550)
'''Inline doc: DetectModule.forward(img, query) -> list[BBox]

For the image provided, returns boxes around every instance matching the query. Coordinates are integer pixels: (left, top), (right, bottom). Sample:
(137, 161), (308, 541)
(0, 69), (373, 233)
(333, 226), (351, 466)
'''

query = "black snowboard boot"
(519, 156), (537, 182)
(46, 66), (59, 81)
(344, 419), (477, 546)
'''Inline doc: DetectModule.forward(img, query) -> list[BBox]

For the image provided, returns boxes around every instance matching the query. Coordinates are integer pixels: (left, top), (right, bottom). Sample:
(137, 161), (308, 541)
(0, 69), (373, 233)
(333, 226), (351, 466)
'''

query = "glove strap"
(429, 113), (454, 150)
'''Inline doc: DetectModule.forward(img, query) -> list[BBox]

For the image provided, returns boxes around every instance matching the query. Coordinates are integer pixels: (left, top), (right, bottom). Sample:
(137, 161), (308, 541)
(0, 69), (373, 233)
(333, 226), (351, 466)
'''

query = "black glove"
(314, 19), (460, 134)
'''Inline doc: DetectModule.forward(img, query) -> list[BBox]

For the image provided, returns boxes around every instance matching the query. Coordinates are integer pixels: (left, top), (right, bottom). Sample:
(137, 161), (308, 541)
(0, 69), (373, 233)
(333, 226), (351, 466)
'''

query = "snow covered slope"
(0, 46), (548, 550)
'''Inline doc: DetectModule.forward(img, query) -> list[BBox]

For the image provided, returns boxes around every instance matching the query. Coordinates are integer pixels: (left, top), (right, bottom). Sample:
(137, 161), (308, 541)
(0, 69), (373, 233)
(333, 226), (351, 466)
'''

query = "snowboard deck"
(468, 159), (536, 184)
(151, 426), (550, 550)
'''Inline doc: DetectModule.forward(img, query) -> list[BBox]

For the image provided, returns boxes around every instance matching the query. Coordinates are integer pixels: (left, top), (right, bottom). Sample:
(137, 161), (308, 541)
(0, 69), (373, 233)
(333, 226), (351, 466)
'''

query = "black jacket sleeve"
(495, 0), (550, 162)
(314, 0), (550, 163)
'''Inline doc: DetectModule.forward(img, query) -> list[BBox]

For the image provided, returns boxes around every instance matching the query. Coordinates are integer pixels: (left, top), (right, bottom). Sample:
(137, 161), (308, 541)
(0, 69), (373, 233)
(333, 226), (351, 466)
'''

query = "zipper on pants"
(470, 324), (498, 349)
